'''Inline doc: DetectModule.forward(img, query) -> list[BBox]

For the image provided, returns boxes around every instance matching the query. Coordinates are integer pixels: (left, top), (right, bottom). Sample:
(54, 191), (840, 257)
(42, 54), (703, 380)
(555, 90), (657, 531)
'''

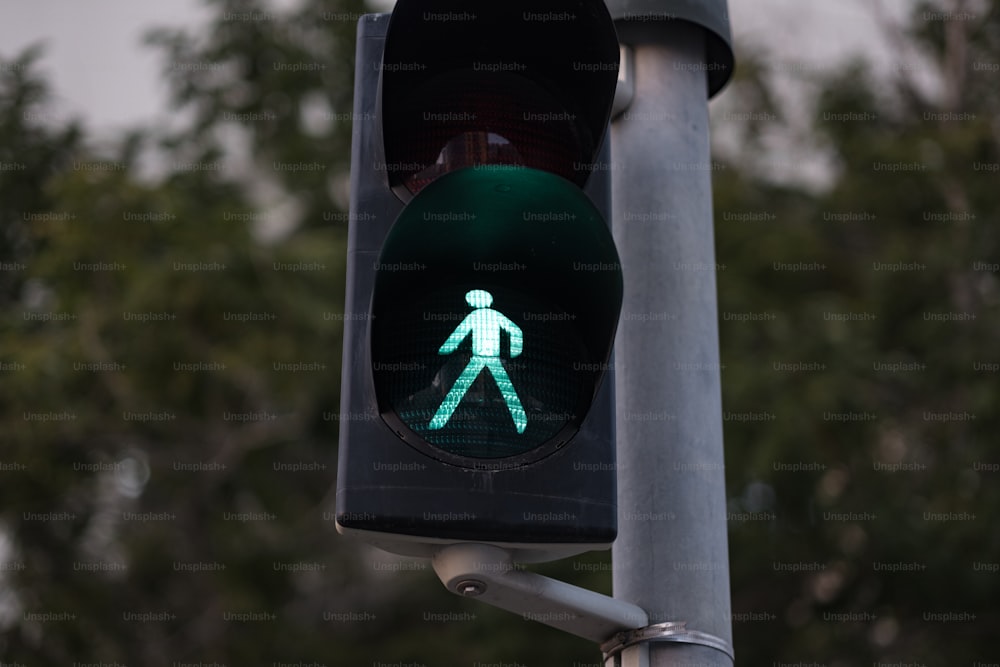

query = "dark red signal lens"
(385, 70), (587, 198)
(378, 0), (620, 202)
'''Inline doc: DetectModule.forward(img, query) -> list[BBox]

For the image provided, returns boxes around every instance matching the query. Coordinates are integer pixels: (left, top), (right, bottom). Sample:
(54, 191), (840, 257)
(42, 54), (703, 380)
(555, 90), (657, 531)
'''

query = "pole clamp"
(601, 621), (735, 662)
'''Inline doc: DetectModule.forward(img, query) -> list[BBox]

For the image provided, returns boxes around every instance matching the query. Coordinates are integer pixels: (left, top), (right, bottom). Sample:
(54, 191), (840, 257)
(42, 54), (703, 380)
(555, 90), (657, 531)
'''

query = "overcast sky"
(0, 0), (911, 135)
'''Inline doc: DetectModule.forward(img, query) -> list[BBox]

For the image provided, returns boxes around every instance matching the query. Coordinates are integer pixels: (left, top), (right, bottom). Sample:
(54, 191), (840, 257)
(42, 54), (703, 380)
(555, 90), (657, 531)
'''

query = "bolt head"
(455, 579), (486, 597)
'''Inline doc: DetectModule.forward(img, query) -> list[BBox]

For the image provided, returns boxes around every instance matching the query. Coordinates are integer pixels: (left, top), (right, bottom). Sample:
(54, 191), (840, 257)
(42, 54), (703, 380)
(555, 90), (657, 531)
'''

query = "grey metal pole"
(610, 23), (734, 667)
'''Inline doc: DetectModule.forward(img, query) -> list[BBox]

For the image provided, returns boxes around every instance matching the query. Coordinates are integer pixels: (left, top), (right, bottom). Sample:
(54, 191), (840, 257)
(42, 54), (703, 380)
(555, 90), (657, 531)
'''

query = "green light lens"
(371, 166), (622, 466)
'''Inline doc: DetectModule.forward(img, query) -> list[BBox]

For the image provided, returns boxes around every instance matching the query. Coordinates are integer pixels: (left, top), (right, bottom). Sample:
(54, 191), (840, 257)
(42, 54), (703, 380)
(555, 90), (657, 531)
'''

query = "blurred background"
(1, 0), (997, 664)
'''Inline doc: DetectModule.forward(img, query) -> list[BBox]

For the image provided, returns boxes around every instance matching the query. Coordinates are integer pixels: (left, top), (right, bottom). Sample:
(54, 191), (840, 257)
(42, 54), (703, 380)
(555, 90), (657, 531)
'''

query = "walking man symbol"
(428, 289), (528, 434)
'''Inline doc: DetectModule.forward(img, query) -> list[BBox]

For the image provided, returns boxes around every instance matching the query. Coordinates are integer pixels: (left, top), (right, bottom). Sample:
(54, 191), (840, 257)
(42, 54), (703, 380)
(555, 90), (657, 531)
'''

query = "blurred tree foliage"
(715, 0), (1000, 664)
(0, 0), (997, 665)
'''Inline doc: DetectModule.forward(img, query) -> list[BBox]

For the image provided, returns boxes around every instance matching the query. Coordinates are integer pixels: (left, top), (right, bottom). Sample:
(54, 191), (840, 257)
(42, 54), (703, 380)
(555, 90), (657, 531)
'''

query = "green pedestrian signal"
(336, 0), (623, 560)
(370, 166), (621, 467)
(428, 289), (527, 435)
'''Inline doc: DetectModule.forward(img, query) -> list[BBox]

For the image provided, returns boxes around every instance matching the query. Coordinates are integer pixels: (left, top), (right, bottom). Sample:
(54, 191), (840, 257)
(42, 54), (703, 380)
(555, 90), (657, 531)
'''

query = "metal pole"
(611, 23), (734, 667)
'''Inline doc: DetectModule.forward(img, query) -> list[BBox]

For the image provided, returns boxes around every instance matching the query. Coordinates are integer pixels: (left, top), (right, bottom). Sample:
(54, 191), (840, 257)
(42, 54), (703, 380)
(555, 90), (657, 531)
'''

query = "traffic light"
(336, 0), (622, 563)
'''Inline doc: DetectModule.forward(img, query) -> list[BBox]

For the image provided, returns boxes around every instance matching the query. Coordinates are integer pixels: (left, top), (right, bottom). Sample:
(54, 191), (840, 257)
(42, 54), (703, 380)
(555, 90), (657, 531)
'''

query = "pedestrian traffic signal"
(336, 0), (623, 563)
(369, 164), (623, 469)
